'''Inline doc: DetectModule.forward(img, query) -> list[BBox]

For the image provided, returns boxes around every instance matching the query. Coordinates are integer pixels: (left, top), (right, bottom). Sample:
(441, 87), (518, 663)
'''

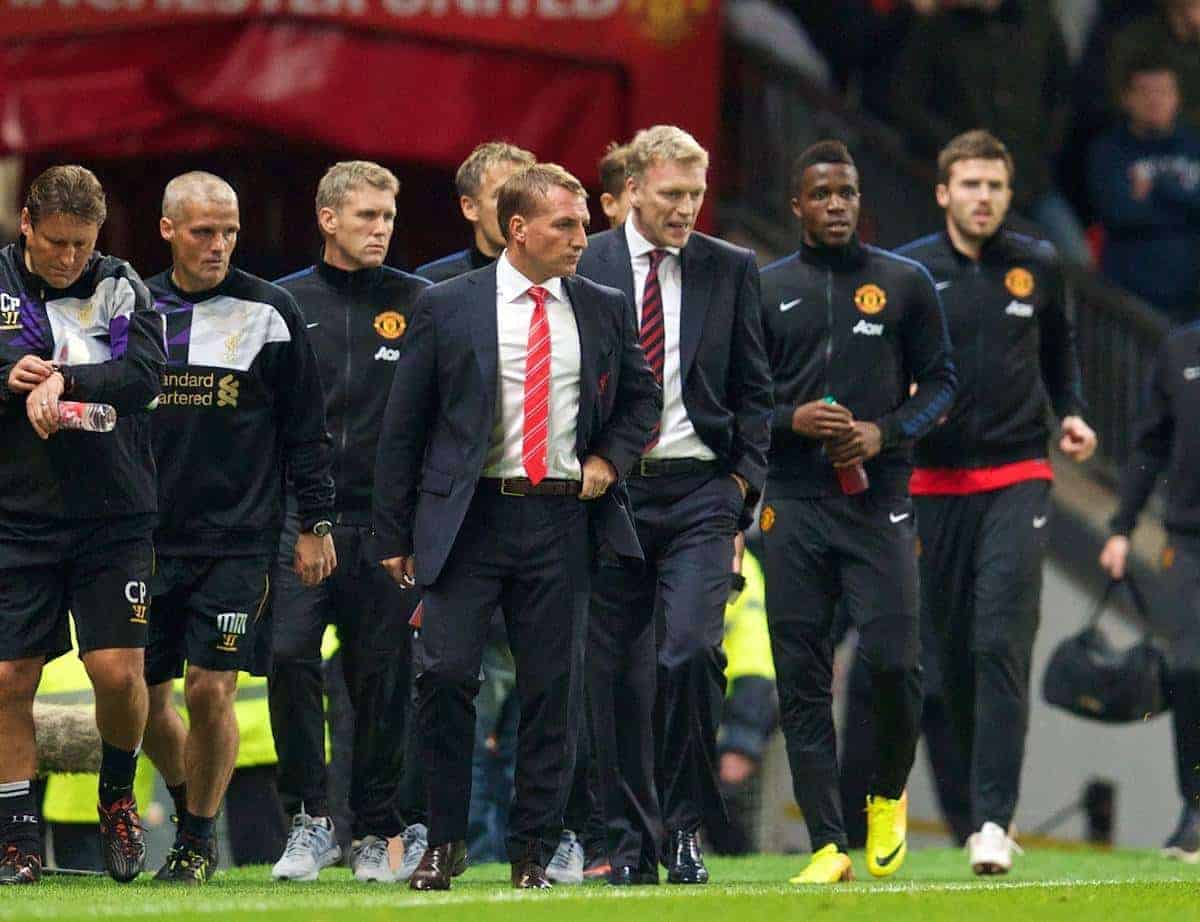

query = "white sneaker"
(351, 835), (395, 883)
(967, 821), (1022, 875)
(394, 823), (428, 882)
(271, 812), (342, 881)
(546, 829), (584, 885)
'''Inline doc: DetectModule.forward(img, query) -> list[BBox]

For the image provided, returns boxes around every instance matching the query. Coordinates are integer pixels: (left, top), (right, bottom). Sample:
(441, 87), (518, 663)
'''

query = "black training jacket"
(148, 267), (334, 557)
(0, 240), (165, 542)
(1111, 321), (1200, 538)
(896, 229), (1084, 469)
(276, 260), (430, 525)
(760, 238), (957, 498)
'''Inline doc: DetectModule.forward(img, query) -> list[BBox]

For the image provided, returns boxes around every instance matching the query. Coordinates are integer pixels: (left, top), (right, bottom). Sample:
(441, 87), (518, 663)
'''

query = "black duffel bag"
(1042, 574), (1169, 723)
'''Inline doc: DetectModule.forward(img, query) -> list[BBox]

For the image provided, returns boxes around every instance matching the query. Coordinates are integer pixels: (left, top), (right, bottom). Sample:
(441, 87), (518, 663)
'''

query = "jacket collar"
(316, 258), (383, 292)
(799, 236), (868, 271)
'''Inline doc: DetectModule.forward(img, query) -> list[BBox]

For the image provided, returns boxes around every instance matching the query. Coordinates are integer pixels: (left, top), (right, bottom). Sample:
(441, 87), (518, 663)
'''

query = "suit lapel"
(601, 230), (637, 305)
(565, 275), (598, 454)
(467, 266), (499, 422)
(679, 237), (713, 380)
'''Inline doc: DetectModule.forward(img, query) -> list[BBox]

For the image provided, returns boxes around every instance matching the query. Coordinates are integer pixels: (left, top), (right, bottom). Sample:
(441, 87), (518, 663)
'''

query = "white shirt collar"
(495, 251), (565, 305)
(624, 217), (681, 261)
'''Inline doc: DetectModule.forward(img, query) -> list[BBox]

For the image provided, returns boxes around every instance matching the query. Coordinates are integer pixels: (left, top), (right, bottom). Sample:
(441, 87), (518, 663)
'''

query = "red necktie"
(640, 249), (667, 450)
(523, 285), (551, 485)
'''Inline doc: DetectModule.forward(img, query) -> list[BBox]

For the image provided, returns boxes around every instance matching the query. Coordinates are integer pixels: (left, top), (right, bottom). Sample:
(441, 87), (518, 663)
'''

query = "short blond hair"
(455, 141), (536, 198)
(496, 164), (586, 242)
(626, 125), (708, 180)
(162, 171), (237, 220)
(316, 161), (400, 213)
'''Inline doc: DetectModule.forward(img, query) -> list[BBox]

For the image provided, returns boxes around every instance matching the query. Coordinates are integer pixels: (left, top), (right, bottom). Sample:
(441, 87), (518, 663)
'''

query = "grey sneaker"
(546, 829), (584, 885)
(394, 823), (428, 882)
(271, 812), (342, 882)
(351, 835), (395, 883)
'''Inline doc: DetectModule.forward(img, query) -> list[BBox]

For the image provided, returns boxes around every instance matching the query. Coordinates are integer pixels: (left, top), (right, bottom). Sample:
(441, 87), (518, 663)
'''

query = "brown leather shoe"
(511, 859), (552, 889)
(409, 841), (468, 891)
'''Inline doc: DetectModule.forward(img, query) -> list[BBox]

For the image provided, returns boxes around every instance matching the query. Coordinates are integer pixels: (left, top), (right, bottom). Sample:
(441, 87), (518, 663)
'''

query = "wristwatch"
(310, 520), (333, 537)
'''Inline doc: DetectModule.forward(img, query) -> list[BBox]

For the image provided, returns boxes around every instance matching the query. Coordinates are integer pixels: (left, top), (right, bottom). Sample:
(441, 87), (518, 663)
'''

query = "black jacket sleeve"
(728, 255), (774, 503)
(373, 290), (439, 559)
(1111, 344), (1172, 536)
(1038, 255), (1086, 420)
(63, 269), (165, 414)
(875, 270), (958, 448)
(591, 292), (662, 478)
(273, 295), (335, 531)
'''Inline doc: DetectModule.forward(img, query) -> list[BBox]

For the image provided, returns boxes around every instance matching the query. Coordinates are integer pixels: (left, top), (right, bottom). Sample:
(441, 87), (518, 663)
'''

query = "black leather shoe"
(665, 829), (709, 884)
(511, 859), (552, 889)
(409, 841), (468, 891)
(608, 864), (660, 886)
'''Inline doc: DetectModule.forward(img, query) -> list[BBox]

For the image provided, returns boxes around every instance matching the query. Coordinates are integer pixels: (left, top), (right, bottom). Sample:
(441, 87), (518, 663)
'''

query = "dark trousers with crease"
(588, 471), (739, 871)
(269, 513), (417, 839)
(416, 488), (590, 866)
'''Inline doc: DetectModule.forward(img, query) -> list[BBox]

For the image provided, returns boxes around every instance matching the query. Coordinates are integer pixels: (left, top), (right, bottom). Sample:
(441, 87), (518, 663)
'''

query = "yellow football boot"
(788, 844), (854, 884)
(866, 790), (908, 878)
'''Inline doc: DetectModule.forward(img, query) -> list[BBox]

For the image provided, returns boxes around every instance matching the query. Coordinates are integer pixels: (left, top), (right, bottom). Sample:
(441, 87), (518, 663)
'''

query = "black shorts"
(0, 517), (155, 663)
(146, 554), (272, 685)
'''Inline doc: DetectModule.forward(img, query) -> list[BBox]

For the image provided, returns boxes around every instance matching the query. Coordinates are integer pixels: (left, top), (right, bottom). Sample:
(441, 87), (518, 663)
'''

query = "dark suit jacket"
(414, 246), (493, 284)
(576, 227), (773, 518)
(373, 263), (662, 586)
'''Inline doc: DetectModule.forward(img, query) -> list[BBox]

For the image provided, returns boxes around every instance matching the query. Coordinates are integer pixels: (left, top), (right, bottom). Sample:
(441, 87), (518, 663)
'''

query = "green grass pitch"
(1, 849), (1197, 921)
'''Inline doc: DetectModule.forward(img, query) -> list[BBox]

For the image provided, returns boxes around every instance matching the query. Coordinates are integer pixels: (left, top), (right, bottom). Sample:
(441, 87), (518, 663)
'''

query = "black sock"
(0, 780), (41, 849)
(181, 812), (216, 843)
(167, 782), (189, 822)
(98, 741), (138, 804)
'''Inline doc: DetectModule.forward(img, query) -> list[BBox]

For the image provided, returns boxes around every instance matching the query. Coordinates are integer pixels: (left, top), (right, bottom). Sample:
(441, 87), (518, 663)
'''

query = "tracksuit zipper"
(824, 267), (834, 392)
(339, 294), (352, 520)
(972, 262), (983, 467)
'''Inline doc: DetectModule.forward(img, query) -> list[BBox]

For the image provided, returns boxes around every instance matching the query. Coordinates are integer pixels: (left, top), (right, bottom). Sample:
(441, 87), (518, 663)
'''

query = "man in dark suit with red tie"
(373, 163), (661, 891)
(576, 125), (773, 886)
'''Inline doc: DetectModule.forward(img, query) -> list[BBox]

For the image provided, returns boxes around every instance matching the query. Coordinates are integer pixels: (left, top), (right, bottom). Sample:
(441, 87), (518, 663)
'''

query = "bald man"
(140, 172), (336, 884)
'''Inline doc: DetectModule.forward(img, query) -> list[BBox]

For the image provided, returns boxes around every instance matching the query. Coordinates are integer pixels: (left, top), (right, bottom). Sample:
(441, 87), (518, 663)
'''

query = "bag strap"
(1089, 573), (1152, 632)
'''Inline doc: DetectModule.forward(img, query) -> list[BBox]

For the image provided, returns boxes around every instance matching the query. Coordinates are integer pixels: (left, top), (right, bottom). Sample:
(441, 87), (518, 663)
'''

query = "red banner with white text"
(0, 2), (720, 179)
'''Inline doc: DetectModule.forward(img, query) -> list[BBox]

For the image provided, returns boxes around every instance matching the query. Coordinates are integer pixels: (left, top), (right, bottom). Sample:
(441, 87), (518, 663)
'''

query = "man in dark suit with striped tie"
(576, 125), (773, 886)
(374, 163), (660, 891)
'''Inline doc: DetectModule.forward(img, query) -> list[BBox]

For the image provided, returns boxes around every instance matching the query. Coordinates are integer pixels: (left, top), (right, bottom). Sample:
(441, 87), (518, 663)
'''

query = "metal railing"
(720, 36), (1169, 481)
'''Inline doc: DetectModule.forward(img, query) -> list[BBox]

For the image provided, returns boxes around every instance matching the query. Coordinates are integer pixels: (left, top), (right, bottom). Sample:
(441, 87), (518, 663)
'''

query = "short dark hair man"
(597, 142), (633, 229)
(140, 172), (336, 884)
(268, 161), (428, 883)
(374, 163), (660, 891)
(576, 125), (773, 887)
(898, 129), (1095, 875)
(0, 165), (166, 885)
(414, 141), (536, 282)
(761, 139), (957, 883)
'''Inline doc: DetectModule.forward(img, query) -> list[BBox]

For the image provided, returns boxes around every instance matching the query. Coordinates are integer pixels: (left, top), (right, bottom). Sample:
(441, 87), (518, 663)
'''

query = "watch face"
(313, 521), (332, 537)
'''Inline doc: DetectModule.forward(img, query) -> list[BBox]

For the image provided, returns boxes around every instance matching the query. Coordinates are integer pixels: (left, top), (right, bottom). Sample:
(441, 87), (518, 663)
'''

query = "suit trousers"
(415, 488), (590, 866)
(269, 513), (416, 839)
(588, 472), (740, 870)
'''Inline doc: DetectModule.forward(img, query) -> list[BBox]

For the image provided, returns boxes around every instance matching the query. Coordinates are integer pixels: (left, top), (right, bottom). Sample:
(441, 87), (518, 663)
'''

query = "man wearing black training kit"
(0, 165), (166, 885)
(270, 161), (428, 884)
(898, 131), (1094, 877)
(140, 172), (336, 885)
(760, 140), (956, 884)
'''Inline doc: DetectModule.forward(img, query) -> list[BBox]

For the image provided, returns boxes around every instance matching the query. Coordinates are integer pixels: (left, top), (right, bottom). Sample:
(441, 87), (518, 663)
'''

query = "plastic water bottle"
(823, 395), (869, 495)
(57, 401), (117, 432)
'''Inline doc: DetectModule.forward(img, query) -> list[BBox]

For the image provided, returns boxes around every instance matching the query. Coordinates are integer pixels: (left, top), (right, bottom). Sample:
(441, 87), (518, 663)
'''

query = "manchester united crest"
(1005, 267), (1035, 299)
(760, 505), (776, 533)
(854, 284), (887, 315)
(374, 311), (406, 340)
(626, 0), (711, 46)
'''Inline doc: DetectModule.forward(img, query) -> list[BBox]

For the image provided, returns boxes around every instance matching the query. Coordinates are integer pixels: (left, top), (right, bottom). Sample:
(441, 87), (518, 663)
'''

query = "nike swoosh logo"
(780, 298), (802, 312)
(875, 841), (905, 868)
(306, 322), (320, 329)
(889, 512), (910, 524)
(1033, 516), (1048, 529)
(935, 281), (952, 291)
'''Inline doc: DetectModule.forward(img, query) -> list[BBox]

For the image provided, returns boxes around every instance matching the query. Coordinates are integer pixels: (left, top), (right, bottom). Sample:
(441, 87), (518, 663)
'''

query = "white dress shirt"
(482, 252), (582, 480)
(625, 219), (716, 461)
